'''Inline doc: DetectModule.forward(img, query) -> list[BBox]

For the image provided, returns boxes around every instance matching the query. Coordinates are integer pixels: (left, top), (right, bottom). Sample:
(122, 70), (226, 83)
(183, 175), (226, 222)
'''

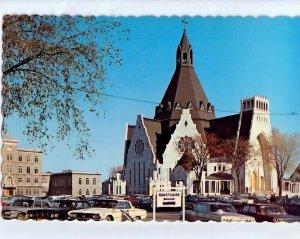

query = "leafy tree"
(2, 15), (129, 159)
(271, 128), (300, 196)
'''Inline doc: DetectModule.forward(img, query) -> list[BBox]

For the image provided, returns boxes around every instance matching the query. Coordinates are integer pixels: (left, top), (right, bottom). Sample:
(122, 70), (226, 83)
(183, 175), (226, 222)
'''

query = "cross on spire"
(182, 17), (188, 31)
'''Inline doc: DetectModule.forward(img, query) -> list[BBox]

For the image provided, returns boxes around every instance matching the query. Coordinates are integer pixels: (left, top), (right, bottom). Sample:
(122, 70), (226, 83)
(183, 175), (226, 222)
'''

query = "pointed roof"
(179, 30), (191, 52)
(154, 30), (215, 123)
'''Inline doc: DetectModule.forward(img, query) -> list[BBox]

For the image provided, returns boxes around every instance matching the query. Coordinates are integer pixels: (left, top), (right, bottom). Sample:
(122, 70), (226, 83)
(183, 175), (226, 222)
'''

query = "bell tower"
(176, 30), (194, 67)
(154, 29), (215, 133)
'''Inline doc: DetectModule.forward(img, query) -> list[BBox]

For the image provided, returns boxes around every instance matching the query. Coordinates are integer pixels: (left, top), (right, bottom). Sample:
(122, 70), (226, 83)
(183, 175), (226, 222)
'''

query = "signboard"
(156, 191), (182, 207)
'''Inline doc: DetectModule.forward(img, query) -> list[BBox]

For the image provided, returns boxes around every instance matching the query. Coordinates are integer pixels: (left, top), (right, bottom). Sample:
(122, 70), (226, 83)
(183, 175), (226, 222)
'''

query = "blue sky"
(5, 17), (300, 180)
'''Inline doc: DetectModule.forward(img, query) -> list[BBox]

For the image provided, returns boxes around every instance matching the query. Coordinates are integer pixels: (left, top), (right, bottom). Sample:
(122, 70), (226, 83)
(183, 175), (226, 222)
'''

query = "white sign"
(156, 191), (182, 207)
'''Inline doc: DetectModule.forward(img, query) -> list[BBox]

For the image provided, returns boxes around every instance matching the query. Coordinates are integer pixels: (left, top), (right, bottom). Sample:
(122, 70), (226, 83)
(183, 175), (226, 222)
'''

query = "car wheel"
(17, 214), (26, 221)
(105, 216), (113, 221)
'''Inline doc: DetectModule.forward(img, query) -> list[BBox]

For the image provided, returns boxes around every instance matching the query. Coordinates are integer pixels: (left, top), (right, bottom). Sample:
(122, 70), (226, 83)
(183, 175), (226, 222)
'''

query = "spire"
(154, 29), (215, 127)
(176, 30), (193, 67)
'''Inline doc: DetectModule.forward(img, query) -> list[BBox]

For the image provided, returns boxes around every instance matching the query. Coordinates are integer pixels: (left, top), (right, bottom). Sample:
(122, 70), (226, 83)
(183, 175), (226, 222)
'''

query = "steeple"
(154, 30), (215, 132)
(176, 30), (193, 67)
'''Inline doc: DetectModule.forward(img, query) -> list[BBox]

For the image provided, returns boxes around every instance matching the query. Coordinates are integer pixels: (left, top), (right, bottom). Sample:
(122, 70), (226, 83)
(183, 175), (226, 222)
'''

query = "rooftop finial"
(182, 17), (188, 31)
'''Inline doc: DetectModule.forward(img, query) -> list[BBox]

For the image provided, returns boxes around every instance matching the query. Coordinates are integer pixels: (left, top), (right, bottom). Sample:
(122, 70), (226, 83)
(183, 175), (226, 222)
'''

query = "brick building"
(1, 135), (43, 196)
(48, 171), (101, 197)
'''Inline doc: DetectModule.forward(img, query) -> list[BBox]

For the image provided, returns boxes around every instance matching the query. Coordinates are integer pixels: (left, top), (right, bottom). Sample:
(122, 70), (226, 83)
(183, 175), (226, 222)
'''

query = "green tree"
(2, 15), (129, 159)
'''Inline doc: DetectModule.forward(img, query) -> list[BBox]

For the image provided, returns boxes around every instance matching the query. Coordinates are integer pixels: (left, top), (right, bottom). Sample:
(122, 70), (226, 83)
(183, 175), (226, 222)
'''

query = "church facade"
(123, 30), (278, 195)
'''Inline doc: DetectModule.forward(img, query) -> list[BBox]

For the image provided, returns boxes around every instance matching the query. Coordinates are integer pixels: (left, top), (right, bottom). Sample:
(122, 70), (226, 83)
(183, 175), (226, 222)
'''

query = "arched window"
(86, 189), (89, 196)
(222, 166), (226, 171)
(79, 189), (82, 195)
(218, 165), (221, 171)
(93, 189), (96, 195)
(214, 166), (217, 172)
(190, 49), (193, 64)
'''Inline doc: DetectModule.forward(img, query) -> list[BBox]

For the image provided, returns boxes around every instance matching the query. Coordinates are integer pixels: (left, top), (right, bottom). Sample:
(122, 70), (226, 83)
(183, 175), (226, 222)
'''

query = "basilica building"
(123, 30), (277, 195)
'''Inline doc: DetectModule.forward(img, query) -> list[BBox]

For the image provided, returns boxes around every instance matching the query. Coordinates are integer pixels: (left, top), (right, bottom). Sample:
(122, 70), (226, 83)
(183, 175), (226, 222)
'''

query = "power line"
(12, 74), (299, 117)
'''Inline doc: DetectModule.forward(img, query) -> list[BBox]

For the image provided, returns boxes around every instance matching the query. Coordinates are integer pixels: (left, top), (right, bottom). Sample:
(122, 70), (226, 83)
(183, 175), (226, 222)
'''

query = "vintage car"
(27, 199), (91, 220)
(279, 198), (300, 216)
(68, 199), (147, 221)
(1, 198), (51, 220)
(184, 202), (255, 222)
(239, 203), (300, 222)
(185, 195), (216, 210)
(132, 197), (153, 212)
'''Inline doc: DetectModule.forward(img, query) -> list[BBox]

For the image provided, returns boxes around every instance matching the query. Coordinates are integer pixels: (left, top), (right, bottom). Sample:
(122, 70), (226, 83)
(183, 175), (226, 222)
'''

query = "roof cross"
(182, 17), (188, 30)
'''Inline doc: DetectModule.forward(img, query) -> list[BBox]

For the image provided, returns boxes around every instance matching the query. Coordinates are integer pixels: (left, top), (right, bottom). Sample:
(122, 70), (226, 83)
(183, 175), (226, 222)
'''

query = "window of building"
(138, 162), (141, 185)
(86, 189), (89, 196)
(18, 167), (22, 174)
(27, 155), (30, 162)
(93, 189), (96, 195)
(79, 178), (82, 185)
(27, 167), (30, 174)
(18, 178), (22, 183)
(6, 165), (12, 173)
(34, 156), (38, 163)
(6, 154), (13, 161)
(214, 166), (217, 172)
(218, 165), (221, 171)
(18, 156), (22, 162)
(79, 189), (82, 195)
(182, 53), (188, 63)
(28, 189), (31, 195)
(222, 166), (226, 171)
(34, 178), (38, 183)
(26, 178), (30, 183)
(93, 178), (96, 185)
(86, 178), (89, 185)
(34, 168), (38, 174)
(25, 189), (28, 195)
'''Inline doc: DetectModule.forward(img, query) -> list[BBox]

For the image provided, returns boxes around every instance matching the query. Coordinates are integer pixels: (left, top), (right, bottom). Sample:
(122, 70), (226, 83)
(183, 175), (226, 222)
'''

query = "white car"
(68, 199), (147, 221)
(185, 202), (255, 222)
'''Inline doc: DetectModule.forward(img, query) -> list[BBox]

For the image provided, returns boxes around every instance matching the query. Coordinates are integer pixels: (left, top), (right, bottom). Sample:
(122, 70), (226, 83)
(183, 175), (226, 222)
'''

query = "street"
(142, 211), (182, 222)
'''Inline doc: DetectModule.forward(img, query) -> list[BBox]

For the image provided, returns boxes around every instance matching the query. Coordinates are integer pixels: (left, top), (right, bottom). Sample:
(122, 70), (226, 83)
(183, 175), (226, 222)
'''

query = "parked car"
(27, 199), (91, 220)
(279, 198), (300, 216)
(132, 197), (153, 212)
(1, 198), (51, 220)
(185, 195), (216, 210)
(239, 203), (300, 223)
(68, 199), (147, 221)
(184, 202), (255, 222)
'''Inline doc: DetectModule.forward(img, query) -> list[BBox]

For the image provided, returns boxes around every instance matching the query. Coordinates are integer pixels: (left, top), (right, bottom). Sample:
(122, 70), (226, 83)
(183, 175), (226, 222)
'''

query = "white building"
(123, 30), (277, 196)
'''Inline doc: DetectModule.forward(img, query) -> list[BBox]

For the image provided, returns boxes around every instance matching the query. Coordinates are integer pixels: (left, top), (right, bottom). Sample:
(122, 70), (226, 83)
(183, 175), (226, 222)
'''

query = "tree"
(271, 128), (300, 197)
(176, 133), (222, 194)
(2, 15), (129, 159)
(109, 165), (124, 178)
(221, 137), (252, 193)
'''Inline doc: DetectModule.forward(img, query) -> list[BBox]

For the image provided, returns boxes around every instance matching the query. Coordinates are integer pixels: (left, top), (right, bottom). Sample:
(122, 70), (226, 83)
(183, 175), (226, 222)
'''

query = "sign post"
(152, 185), (185, 222)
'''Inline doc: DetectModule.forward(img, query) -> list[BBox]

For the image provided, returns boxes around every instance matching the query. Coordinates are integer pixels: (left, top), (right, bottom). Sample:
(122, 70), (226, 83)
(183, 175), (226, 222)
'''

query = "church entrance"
(257, 133), (272, 192)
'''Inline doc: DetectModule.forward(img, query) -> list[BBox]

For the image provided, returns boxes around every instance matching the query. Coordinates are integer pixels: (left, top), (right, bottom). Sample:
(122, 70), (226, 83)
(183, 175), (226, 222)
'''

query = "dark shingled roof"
(206, 172), (234, 180)
(143, 118), (162, 159)
(124, 125), (135, 166)
(154, 31), (215, 125)
(208, 110), (253, 140)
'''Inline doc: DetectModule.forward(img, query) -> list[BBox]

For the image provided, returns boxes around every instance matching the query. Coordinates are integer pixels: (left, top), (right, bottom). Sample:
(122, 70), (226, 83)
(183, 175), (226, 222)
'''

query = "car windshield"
(91, 200), (118, 208)
(290, 199), (300, 205)
(264, 206), (286, 215)
(210, 204), (236, 213)
(51, 201), (77, 208)
(13, 200), (34, 207)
